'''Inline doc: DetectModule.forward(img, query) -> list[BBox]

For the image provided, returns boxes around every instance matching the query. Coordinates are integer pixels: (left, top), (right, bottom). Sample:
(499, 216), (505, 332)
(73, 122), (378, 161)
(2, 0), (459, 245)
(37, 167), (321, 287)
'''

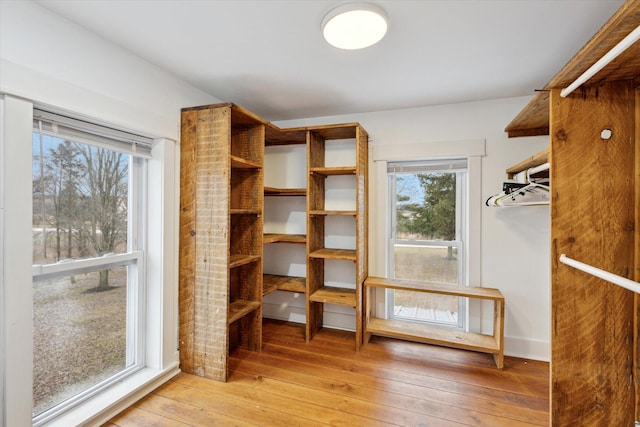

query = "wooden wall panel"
(635, 85), (640, 422)
(550, 80), (636, 426)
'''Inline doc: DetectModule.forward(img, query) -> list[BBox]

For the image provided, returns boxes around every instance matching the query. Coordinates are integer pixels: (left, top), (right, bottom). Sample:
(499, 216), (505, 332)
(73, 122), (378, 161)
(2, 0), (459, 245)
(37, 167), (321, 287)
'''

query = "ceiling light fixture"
(322, 3), (388, 50)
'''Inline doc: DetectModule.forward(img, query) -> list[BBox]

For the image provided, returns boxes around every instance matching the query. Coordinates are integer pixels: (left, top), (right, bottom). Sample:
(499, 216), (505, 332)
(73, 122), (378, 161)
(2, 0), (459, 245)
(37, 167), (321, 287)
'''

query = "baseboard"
(504, 336), (550, 362)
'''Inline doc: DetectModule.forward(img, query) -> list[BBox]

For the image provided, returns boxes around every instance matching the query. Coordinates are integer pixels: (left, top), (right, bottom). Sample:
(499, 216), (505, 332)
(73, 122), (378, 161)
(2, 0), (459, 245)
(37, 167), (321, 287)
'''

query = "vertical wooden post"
(550, 80), (636, 426)
(355, 126), (368, 349)
(179, 106), (232, 381)
(635, 85), (640, 424)
(178, 109), (197, 376)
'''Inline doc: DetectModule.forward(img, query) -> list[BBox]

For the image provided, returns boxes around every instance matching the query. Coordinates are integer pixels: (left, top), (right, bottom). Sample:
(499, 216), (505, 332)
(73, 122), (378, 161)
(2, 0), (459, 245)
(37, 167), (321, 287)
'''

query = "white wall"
(275, 97), (551, 361)
(0, 0), (218, 140)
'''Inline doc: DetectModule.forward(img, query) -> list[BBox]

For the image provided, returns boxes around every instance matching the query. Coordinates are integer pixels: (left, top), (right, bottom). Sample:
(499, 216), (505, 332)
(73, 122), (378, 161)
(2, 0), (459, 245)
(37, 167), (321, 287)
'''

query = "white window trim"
(1, 95), (180, 427)
(368, 139), (484, 333)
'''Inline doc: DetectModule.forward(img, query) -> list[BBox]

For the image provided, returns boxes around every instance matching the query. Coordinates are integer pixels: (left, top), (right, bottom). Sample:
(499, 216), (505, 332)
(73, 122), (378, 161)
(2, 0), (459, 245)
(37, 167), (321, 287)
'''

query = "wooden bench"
(363, 276), (505, 368)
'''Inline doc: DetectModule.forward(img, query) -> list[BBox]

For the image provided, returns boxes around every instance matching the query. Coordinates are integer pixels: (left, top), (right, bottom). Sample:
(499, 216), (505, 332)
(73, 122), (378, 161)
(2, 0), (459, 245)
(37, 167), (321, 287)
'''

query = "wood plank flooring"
(106, 319), (549, 426)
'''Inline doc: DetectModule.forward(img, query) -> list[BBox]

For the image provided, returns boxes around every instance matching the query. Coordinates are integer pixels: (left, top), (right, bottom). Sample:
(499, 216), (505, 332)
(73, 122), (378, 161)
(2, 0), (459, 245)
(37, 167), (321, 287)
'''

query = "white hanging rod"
(560, 24), (640, 98)
(559, 254), (640, 295)
(527, 162), (550, 181)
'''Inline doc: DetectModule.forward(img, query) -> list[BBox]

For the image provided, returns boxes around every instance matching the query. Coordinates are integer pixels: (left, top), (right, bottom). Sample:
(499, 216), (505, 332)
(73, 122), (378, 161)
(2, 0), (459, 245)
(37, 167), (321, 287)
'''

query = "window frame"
(30, 117), (149, 424)
(1, 95), (181, 427)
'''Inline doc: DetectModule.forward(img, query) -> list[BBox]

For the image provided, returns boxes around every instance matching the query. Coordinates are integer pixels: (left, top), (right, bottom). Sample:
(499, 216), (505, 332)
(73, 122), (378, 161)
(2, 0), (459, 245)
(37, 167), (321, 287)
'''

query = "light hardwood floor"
(106, 319), (549, 426)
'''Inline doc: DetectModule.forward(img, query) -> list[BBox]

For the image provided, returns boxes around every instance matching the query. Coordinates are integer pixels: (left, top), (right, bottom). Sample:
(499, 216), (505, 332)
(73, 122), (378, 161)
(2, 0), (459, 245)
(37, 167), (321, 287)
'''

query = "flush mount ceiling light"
(322, 3), (388, 50)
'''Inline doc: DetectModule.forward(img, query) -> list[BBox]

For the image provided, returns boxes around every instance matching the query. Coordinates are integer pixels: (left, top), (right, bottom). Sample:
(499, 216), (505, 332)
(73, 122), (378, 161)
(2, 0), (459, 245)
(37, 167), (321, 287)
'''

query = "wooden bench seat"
(364, 276), (505, 368)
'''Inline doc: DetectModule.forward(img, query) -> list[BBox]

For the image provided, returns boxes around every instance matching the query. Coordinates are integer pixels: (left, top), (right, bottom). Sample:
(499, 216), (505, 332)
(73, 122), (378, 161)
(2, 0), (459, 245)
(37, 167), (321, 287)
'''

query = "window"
(387, 159), (468, 328)
(31, 110), (150, 423)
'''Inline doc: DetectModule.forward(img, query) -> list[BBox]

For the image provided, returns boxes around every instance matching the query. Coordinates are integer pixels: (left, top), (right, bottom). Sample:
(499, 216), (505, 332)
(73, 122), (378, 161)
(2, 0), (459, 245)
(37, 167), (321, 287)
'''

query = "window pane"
(395, 172), (457, 241)
(394, 244), (459, 284)
(32, 134), (129, 265)
(32, 266), (130, 416)
(394, 244), (460, 324)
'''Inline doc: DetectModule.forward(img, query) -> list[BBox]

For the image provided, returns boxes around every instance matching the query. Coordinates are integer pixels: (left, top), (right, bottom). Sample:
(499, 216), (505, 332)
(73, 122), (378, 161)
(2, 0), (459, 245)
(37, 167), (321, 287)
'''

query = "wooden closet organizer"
(504, 1), (639, 424)
(179, 103), (368, 381)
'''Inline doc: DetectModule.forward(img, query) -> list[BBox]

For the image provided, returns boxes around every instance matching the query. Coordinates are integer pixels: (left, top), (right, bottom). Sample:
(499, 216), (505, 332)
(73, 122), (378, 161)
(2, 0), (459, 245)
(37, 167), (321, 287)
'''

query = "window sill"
(40, 363), (180, 427)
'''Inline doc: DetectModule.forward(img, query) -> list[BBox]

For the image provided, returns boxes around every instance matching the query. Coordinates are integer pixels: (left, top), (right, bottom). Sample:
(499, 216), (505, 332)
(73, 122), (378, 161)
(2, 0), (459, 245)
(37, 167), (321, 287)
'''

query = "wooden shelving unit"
(306, 123), (368, 349)
(363, 276), (504, 368)
(503, 3), (640, 422)
(179, 103), (264, 382)
(179, 103), (370, 378)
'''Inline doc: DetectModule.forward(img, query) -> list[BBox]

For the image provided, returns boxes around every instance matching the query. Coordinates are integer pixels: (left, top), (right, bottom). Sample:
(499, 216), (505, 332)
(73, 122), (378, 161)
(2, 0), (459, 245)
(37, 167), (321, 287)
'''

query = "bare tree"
(47, 141), (82, 261)
(76, 145), (128, 289)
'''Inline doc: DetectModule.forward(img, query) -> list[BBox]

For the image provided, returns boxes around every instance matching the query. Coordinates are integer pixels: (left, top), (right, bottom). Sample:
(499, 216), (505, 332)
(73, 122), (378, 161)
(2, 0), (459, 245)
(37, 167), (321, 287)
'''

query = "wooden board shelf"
(366, 318), (499, 351)
(264, 187), (306, 196)
(263, 233), (306, 244)
(309, 286), (356, 307)
(308, 210), (356, 216)
(263, 274), (306, 296)
(230, 208), (261, 215)
(229, 254), (261, 269)
(307, 123), (359, 140)
(231, 155), (261, 169)
(506, 148), (549, 177)
(309, 248), (356, 261)
(265, 124), (307, 146)
(310, 166), (356, 176)
(364, 276), (504, 300)
(364, 276), (504, 368)
(228, 300), (261, 325)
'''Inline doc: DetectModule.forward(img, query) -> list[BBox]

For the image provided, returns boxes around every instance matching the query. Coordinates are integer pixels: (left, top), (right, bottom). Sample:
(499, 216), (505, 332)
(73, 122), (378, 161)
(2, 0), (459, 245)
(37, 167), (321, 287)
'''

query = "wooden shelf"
(308, 210), (356, 216)
(309, 286), (356, 307)
(310, 166), (356, 176)
(309, 248), (356, 261)
(307, 123), (360, 140)
(230, 208), (261, 215)
(366, 318), (499, 352)
(265, 124), (307, 146)
(264, 187), (306, 196)
(229, 254), (261, 269)
(263, 233), (306, 244)
(263, 274), (306, 296)
(230, 155), (261, 169)
(364, 276), (504, 300)
(228, 300), (261, 325)
(506, 148), (549, 177)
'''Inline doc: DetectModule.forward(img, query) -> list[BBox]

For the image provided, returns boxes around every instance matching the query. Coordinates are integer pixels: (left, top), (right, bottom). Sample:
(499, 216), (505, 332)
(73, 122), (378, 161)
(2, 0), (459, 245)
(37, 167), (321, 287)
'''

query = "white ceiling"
(36, 0), (624, 121)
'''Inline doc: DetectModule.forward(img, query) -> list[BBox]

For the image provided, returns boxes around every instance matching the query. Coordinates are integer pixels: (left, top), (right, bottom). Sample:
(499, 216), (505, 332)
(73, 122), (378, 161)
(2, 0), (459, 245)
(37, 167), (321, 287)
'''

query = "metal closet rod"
(559, 254), (640, 295)
(560, 24), (640, 98)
